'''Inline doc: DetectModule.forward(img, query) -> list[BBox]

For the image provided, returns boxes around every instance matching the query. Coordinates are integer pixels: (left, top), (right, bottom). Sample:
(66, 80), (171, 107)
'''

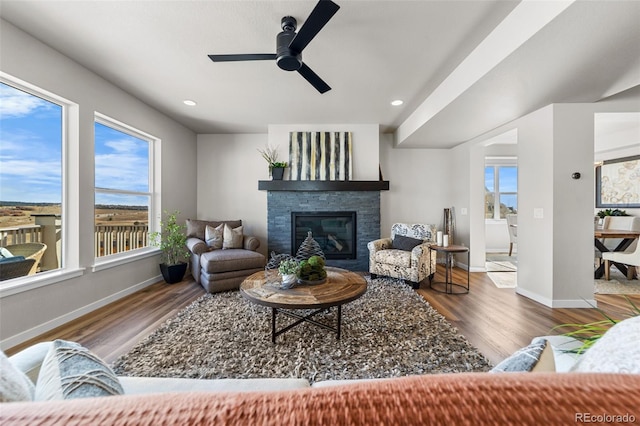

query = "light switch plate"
(534, 208), (544, 219)
(460, 208), (468, 215)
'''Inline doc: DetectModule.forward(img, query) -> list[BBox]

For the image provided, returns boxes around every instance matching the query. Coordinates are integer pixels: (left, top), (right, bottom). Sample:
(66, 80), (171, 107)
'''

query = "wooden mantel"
(258, 180), (389, 191)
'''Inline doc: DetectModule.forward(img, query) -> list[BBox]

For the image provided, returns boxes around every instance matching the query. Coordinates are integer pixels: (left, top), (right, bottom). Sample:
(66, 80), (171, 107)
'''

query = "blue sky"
(1, 82), (149, 205)
(0, 82), (62, 203)
(485, 165), (518, 211)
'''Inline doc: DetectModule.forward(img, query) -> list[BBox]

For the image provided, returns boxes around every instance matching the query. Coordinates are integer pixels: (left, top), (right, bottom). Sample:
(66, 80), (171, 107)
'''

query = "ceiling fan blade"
(208, 54), (276, 62)
(298, 62), (331, 94)
(289, 0), (340, 53)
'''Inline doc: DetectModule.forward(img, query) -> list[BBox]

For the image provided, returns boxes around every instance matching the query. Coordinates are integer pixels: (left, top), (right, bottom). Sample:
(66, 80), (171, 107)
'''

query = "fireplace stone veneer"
(266, 191), (381, 271)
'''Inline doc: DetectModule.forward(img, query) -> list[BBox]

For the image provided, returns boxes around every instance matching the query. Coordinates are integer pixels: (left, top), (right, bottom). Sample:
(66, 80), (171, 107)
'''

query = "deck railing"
(0, 225), (43, 246)
(94, 225), (149, 257)
(1, 224), (150, 263)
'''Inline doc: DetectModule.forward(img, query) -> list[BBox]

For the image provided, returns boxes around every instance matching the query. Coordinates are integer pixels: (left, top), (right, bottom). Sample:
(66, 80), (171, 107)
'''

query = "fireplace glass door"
(291, 212), (356, 260)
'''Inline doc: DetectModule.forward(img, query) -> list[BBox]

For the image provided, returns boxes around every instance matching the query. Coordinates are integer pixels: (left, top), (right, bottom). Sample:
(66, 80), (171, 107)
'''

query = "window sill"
(92, 247), (160, 272)
(0, 268), (85, 298)
(485, 219), (507, 224)
(0, 249), (161, 298)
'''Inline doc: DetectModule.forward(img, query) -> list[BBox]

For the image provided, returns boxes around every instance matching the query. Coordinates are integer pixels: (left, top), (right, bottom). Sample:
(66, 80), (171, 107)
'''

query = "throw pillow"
(205, 224), (224, 250)
(35, 340), (124, 400)
(0, 255), (26, 264)
(489, 340), (548, 373)
(0, 247), (14, 258)
(570, 316), (640, 374)
(392, 235), (423, 251)
(223, 224), (244, 249)
(530, 341), (555, 372)
(0, 350), (35, 402)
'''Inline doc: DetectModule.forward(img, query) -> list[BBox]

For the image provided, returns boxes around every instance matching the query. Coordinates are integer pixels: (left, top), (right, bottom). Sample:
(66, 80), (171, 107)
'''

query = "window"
(94, 115), (156, 258)
(0, 80), (64, 274)
(485, 160), (518, 219)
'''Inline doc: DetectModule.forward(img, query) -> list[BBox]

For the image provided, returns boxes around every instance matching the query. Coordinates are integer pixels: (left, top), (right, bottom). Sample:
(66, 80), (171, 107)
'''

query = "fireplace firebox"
(291, 212), (357, 260)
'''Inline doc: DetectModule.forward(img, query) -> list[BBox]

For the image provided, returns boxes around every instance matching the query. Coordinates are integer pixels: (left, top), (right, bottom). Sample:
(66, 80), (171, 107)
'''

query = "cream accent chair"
(506, 214), (517, 256)
(368, 223), (437, 289)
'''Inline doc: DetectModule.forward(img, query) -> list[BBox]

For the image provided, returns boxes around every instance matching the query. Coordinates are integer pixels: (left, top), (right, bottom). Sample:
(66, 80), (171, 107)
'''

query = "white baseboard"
(1, 275), (161, 350)
(516, 287), (553, 307)
(551, 298), (597, 308)
(515, 287), (596, 308)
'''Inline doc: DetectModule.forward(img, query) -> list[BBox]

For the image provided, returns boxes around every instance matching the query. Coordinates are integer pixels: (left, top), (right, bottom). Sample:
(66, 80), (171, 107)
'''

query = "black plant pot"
(271, 167), (285, 180)
(159, 262), (188, 284)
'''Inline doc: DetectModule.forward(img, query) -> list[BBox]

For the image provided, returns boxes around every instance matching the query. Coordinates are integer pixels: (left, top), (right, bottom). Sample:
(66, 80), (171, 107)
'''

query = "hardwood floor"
(4, 279), (205, 363)
(418, 267), (639, 364)
(5, 268), (639, 366)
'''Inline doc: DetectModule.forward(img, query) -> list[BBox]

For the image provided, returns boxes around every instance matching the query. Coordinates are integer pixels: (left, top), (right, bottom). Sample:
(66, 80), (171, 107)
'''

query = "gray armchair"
(185, 219), (265, 293)
(368, 223), (437, 289)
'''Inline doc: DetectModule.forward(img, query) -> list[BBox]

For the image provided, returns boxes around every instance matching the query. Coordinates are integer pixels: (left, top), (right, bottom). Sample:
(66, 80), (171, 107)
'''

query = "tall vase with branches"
(258, 144), (287, 179)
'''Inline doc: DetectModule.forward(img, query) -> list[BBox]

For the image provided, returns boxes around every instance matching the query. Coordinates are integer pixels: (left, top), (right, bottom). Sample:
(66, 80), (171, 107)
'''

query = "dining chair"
(603, 242), (640, 280)
(506, 214), (517, 256)
(601, 216), (640, 252)
(595, 216), (640, 268)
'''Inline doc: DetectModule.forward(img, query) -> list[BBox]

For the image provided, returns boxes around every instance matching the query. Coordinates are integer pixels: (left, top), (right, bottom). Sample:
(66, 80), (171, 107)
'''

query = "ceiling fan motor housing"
(276, 16), (302, 71)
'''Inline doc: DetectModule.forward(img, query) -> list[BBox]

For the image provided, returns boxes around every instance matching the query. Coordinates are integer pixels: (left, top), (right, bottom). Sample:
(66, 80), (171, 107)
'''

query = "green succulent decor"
(278, 258), (300, 275)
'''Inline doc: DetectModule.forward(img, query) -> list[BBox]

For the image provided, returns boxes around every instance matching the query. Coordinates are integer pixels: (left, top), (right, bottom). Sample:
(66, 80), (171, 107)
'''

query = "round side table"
(429, 244), (470, 294)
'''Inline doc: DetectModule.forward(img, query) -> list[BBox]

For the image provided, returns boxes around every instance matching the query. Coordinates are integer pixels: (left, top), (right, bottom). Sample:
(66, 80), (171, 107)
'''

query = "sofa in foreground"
(2, 317), (639, 425)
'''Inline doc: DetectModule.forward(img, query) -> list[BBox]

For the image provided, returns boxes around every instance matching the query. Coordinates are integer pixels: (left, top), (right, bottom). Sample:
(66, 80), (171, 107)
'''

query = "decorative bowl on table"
(297, 277), (327, 285)
(297, 255), (327, 285)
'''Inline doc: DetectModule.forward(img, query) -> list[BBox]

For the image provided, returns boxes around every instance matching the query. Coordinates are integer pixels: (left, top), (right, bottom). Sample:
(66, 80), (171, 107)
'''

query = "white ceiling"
(1, 0), (639, 148)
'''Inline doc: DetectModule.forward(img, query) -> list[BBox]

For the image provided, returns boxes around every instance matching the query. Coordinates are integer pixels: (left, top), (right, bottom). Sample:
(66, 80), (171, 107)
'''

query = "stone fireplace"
(262, 181), (388, 271)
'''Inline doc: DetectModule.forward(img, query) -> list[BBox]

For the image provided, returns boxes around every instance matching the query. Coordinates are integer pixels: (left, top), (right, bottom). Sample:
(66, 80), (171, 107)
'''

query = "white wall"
(195, 125), (382, 258)
(0, 20), (197, 349)
(379, 134), (451, 238)
(459, 88), (640, 307)
(196, 134), (269, 256)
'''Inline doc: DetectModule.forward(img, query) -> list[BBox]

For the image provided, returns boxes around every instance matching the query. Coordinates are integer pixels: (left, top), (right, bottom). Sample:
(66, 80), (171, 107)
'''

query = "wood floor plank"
(5, 269), (639, 367)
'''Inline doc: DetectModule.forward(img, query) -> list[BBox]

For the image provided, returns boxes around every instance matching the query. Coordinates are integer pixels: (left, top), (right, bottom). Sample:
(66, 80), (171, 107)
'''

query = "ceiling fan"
(208, 0), (340, 94)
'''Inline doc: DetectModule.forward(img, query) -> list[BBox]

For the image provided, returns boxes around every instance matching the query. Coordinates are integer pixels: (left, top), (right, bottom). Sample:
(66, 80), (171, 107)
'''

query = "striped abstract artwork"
(289, 132), (352, 181)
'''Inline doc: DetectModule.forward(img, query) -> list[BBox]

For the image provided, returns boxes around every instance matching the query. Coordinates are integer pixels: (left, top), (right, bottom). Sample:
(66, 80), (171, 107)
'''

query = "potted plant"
(258, 144), (287, 180)
(553, 296), (639, 354)
(596, 208), (629, 218)
(150, 210), (189, 284)
(278, 258), (299, 288)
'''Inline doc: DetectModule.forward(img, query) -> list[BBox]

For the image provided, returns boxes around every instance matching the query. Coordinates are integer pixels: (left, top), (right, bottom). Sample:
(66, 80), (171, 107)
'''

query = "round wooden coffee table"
(240, 267), (367, 343)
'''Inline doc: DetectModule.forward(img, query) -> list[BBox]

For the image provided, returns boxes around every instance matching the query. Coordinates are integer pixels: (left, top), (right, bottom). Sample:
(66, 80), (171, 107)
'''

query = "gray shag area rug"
(112, 277), (492, 383)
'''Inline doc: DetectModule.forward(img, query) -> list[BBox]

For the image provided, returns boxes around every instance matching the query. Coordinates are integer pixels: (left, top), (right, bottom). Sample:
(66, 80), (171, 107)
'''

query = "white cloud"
(104, 139), (145, 154)
(0, 84), (51, 118)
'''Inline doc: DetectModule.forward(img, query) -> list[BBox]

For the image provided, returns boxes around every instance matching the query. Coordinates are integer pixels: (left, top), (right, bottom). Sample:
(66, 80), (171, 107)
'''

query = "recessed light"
(183, 100), (197, 106)
(391, 99), (403, 106)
